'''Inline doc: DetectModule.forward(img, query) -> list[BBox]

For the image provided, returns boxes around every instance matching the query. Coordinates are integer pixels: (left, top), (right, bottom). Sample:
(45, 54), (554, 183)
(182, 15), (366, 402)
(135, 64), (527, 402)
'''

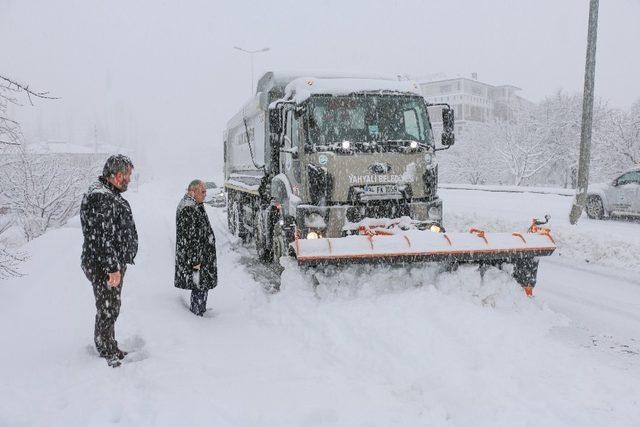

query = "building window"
(440, 85), (452, 94)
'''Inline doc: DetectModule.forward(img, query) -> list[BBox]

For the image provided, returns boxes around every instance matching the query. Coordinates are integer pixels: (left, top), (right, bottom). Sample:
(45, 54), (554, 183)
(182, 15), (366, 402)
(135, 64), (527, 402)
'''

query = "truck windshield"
(306, 94), (433, 149)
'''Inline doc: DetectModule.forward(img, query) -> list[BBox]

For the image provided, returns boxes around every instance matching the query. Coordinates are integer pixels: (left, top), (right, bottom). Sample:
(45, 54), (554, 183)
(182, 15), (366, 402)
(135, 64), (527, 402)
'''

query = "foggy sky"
(2, 0), (639, 179)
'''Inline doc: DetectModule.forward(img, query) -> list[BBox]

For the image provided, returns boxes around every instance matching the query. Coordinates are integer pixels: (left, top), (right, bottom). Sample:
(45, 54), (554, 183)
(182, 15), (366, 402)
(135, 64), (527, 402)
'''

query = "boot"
(106, 355), (122, 368)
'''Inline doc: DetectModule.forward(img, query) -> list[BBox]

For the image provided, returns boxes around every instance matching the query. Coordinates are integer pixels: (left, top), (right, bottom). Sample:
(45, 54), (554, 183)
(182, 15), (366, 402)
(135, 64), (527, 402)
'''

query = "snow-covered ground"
(1, 182), (639, 426)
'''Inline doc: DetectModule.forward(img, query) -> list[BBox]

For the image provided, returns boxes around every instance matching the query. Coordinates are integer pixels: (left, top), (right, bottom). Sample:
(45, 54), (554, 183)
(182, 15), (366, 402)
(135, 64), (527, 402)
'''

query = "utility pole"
(233, 46), (270, 96)
(569, 0), (600, 224)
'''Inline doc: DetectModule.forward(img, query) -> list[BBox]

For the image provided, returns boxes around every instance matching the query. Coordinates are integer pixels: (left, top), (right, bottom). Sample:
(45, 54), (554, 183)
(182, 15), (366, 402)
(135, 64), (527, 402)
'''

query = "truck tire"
(255, 209), (272, 262)
(228, 195), (249, 242)
(586, 195), (604, 219)
(271, 220), (286, 275)
(237, 203), (250, 243)
(227, 194), (236, 234)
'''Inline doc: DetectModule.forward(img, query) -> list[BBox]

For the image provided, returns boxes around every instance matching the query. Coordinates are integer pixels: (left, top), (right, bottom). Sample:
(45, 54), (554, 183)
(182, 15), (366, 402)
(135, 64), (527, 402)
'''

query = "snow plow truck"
(223, 72), (556, 295)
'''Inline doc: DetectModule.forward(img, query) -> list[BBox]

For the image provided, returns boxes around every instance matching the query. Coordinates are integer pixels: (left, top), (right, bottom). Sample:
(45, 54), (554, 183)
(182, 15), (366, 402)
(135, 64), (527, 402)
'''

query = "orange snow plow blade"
(291, 219), (556, 267)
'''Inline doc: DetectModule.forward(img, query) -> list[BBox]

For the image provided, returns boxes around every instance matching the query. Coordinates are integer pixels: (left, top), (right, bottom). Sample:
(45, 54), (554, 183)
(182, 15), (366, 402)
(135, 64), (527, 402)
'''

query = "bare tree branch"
(0, 74), (59, 106)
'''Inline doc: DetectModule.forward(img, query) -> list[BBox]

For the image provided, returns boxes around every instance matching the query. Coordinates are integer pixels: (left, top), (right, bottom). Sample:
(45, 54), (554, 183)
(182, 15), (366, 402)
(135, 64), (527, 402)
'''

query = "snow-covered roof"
(418, 75), (522, 92)
(284, 77), (423, 104)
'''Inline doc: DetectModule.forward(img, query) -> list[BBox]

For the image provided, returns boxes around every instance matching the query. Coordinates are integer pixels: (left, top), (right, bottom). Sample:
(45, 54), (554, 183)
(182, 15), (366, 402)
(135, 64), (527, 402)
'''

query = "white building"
(420, 74), (531, 133)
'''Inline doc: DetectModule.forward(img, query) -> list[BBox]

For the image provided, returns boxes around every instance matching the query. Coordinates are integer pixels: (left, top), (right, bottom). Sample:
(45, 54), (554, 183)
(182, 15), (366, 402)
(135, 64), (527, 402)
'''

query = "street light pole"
(569, 0), (600, 224)
(233, 46), (270, 96)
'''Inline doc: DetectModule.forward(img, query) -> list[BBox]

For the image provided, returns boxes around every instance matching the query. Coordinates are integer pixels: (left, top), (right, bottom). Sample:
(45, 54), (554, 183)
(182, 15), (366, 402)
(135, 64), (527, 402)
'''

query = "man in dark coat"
(175, 180), (218, 316)
(80, 155), (138, 367)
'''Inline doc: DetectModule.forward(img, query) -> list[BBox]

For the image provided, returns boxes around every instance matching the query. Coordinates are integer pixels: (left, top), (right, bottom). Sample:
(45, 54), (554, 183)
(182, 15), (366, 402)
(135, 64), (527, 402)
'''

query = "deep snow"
(1, 182), (639, 426)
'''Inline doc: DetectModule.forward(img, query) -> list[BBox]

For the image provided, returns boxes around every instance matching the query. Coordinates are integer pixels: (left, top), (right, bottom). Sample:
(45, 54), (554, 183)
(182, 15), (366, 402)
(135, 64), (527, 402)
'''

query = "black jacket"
(80, 177), (138, 273)
(174, 195), (217, 290)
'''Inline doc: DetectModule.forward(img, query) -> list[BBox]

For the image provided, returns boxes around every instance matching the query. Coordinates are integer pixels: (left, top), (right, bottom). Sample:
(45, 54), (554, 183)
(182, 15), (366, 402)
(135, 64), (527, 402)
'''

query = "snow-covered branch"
(0, 248), (28, 279)
(0, 74), (59, 106)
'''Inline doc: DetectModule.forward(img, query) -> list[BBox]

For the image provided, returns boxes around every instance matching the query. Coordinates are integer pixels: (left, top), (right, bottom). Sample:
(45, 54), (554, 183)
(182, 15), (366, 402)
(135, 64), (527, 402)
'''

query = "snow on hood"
(284, 77), (423, 104)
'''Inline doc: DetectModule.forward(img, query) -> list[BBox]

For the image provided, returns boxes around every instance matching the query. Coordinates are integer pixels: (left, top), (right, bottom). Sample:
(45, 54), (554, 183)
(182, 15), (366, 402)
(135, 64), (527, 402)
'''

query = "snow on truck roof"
(284, 77), (423, 103)
(257, 70), (403, 92)
(256, 71), (423, 103)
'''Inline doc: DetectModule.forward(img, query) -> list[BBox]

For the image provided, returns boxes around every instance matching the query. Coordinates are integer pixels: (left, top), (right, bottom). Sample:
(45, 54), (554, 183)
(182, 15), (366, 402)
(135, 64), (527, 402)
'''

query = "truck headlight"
(306, 231), (320, 239)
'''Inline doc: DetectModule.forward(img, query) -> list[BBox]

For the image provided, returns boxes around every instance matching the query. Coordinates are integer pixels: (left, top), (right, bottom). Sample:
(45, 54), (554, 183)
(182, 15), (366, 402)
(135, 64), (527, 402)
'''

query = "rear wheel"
(586, 195), (604, 219)
(227, 194), (236, 234)
(228, 194), (249, 242)
(271, 220), (286, 275)
(255, 209), (272, 262)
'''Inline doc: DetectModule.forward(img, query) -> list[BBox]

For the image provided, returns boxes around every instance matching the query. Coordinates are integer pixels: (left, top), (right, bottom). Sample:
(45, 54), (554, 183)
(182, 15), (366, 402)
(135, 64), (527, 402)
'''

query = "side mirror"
(441, 106), (455, 146)
(269, 107), (282, 135)
(280, 145), (299, 157)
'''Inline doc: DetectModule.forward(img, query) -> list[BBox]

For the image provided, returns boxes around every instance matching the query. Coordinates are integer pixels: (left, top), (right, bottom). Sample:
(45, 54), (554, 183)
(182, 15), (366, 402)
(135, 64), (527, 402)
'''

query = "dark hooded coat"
(174, 194), (218, 290)
(80, 177), (138, 274)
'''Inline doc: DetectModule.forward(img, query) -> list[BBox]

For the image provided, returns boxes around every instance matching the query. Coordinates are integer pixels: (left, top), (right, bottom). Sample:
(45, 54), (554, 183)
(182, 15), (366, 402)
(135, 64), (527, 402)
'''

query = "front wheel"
(586, 195), (604, 219)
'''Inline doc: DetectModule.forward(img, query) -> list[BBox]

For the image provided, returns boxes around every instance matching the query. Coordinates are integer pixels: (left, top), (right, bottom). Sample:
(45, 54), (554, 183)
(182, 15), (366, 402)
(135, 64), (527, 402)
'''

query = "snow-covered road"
(443, 188), (640, 347)
(1, 183), (639, 426)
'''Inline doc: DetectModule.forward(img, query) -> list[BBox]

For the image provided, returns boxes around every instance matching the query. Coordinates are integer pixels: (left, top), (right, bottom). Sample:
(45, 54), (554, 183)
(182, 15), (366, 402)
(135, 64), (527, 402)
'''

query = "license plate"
(364, 184), (398, 194)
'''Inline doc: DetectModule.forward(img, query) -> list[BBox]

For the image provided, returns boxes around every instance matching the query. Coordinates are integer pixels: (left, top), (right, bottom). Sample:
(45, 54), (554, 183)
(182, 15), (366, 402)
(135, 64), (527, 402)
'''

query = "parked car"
(203, 181), (226, 207)
(585, 167), (640, 219)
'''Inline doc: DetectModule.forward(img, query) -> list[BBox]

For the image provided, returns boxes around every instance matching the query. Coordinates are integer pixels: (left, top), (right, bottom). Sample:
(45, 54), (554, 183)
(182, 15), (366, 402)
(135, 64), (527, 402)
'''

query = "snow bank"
(442, 188), (640, 273)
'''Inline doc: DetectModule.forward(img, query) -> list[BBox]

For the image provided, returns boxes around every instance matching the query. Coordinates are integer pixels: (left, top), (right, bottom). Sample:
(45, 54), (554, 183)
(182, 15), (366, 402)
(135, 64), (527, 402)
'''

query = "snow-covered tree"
(1, 149), (100, 240)
(440, 123), (498, 185)
(490, 105), (558, 186)
(536, 91), (582, 187)
(438, 90), (630, 188)
(0, 74), (59, 276)
(595, 99), (640, 176)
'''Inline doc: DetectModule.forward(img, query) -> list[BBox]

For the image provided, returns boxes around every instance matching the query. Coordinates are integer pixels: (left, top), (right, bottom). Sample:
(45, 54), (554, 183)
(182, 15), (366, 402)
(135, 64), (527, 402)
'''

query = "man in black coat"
(175, 180), (218, 316)
(80, 155), (138, 367)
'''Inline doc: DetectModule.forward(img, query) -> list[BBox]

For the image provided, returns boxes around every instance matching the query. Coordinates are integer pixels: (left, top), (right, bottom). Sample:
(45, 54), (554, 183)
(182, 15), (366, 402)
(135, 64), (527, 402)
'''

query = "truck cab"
(269, 77), (453, 243)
